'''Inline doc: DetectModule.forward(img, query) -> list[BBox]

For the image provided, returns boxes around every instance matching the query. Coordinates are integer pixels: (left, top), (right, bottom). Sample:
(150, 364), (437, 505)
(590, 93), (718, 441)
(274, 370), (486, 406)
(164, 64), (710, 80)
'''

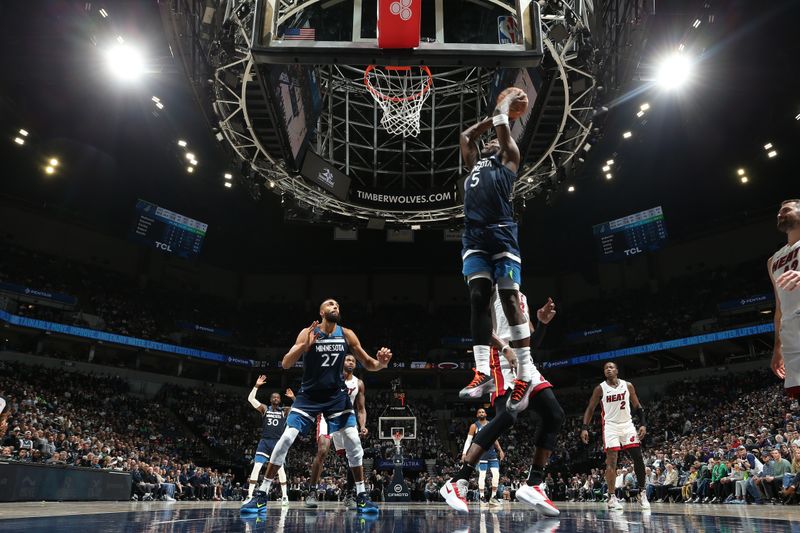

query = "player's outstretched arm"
(492, 94), (522, 173)
(343, 328), (392, 371)
(627, 382), (647, 440)
(460, 117), (494, 169)
(281, 321), (319, 369)
(248, 374), (267, 414)
(768, 257), (786, 379)
(356, 379), (368, 437)
(580, 386), (602, 443)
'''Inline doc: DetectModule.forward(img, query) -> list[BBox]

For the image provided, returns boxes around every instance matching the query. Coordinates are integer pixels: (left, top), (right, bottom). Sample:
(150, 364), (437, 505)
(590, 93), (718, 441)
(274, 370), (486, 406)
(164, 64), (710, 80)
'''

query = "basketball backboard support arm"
(251, 0), (543, 68)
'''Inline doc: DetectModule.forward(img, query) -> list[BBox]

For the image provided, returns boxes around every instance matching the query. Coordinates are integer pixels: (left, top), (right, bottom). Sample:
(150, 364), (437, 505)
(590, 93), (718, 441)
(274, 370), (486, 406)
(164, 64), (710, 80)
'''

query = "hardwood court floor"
(1, 501), (798, 532)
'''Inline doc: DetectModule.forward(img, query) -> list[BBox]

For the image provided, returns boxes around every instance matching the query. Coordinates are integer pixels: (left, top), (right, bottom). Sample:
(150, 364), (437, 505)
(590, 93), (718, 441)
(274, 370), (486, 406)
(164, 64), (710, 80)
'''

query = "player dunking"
(306, 354), (366, 510)
(769, 199), (800, 397)
(581, 362), (650, 511)
(442, 291), (563, 515)
(458, 90), (537, 413)
(255, 299), (391, 513)
(463, 408), (505, 506)
(240, 376), (293, 513)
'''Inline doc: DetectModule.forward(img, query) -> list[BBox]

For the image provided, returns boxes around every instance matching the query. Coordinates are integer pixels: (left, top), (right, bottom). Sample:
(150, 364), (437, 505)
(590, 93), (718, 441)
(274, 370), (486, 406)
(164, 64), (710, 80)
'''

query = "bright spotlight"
(636, 110), (645, 118)
(224, 182), (232, 188)
(18, 129), (29, 137)
(106, 44), (145, 81)
(737, 168), (745, 176)
(567, 185), (575, 193)
(623, 131), (632, 139)
(44, 166), (55, 175)
(189, 159), (198, 166)
(605, 173), (613, 180)
(767, 150), (778, 158)
(692, 19), (701, 29)
(640, 103), (650, 111)
(185, 153), (195, 160)
(656, 53), (693, 90)
(763, 142), (773, 150)
(602, 165), (611, 172)
(187, 166), (194, 173)
(224, 173), (233, 180)
(99, 8), (109, 18)
(795, 112), (800, 121)
(49, 158), (59, 166)
(13, 137), (25, 145)
(177, 140), (187, 147)
(740, 176), (748, 184)
(606, 159), (614, 166)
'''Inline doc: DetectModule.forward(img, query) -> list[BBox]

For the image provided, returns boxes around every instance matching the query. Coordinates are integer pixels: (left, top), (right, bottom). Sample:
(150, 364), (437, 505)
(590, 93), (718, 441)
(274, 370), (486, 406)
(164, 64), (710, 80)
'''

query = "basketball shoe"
(440, 478), (470, 513)
(516, 483), (560, 517)
(459, 369), (494, 399)
(240, 490), (268, 514)
(606, 494), (624, 511)
(638, 491), (650, 510)
(506, 379), (533, 412)
(355, 492), (380, 514)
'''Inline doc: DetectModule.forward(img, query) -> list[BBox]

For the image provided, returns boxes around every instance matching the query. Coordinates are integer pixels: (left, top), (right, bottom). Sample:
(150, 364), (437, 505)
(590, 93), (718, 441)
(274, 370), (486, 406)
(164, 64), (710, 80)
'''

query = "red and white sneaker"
(516, 483), (560, 517)
(439, 478), (469, 513)
(458, 369), (494, 399)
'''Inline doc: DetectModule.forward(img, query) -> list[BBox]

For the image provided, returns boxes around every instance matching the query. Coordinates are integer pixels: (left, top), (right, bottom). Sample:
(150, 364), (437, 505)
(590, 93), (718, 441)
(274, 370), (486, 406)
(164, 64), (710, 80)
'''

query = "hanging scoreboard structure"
(593, 206), (668, 261)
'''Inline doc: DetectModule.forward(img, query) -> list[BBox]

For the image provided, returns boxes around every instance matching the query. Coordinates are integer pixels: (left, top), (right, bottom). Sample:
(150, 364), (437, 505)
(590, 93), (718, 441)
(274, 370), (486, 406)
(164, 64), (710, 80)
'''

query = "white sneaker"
(281, 495), (289, 506)
(607, 494), (624, 511)
(516, 483), (560, 517)
(638, 492), (650, 510)
(439, 478), (469, 513)
(165, 495), (176, 502)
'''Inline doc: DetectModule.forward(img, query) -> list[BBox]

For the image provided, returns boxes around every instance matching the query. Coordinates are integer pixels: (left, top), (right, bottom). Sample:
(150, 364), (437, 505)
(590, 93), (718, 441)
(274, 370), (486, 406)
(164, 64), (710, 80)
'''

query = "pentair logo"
(390, 0), (413, 21)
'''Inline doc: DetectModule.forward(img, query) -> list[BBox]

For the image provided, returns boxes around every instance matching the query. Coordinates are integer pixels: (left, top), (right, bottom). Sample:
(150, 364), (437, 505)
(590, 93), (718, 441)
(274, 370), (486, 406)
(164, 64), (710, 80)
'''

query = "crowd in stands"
(0, 242), (776, 366)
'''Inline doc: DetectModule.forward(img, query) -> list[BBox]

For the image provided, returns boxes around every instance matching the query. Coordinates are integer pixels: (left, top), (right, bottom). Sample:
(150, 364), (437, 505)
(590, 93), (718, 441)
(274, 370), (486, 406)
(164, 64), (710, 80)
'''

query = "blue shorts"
(462, 223), (522, 287)
(479, 459), (500, 471)
(255, 438), (279, 464)
(286, 388), (356, 436)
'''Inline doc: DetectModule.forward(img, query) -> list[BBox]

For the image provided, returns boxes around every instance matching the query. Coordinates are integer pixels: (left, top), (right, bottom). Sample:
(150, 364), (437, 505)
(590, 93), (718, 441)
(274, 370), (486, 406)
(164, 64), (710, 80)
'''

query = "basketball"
(497, 87), (529, 119)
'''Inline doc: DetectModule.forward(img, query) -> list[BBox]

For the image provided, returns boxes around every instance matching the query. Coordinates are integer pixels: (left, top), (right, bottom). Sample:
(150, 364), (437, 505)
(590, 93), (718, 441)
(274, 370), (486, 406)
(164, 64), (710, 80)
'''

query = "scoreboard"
(592, 206), (668, 261)
(130, 200), (208, 259)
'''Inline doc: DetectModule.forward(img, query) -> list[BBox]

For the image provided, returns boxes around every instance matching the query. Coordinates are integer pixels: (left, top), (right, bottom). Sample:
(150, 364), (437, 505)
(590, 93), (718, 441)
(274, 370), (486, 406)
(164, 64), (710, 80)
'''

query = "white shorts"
(781, 318), (800, 393)
(315, 414), (344, 450)
(603, 422), (640, 452)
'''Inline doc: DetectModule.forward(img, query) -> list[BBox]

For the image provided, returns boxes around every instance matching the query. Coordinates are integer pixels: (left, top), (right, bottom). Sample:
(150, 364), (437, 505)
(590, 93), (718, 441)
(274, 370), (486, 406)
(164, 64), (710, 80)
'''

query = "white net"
(364, 65), (432, 138)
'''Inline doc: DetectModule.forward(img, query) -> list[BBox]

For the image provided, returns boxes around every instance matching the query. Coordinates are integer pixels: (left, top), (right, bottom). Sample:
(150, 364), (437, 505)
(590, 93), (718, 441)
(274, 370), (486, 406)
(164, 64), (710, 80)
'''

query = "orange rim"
(364, 65), (432, 103)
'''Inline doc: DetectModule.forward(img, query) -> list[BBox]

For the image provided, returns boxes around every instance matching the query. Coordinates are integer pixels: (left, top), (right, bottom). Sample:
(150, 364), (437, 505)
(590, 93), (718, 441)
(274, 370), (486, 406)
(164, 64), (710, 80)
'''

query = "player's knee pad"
(491, 468), (500, 486)
(339, 426), (363, 467)
(249, 461), (263, 481)
(270, 427), (299, 466)
(530, 388), (564, 451)
(278, 465), (287, 483)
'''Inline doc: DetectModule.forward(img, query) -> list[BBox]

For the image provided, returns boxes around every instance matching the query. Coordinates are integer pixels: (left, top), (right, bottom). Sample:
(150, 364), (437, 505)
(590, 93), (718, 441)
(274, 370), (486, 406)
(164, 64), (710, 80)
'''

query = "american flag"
(284, 28), (316, 40)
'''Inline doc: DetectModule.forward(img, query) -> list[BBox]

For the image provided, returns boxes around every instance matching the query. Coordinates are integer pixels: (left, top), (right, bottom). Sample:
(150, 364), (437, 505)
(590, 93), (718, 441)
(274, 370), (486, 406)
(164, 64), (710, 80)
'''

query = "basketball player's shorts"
(315, 414), (345, 451)
(255, 438), (279, 464)
(780, 316), (800, 397)
(489, 347), (552, 406)
(479, 459), (500, 471)
(462, 223), (522, 289)
(287, 388), (356, 436)
(603, 421), (640, 452)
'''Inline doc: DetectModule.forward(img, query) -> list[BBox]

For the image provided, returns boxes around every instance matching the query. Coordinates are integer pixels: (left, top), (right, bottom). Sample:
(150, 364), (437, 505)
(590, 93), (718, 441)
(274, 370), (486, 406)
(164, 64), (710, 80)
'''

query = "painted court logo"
(390, 0), (413, 21)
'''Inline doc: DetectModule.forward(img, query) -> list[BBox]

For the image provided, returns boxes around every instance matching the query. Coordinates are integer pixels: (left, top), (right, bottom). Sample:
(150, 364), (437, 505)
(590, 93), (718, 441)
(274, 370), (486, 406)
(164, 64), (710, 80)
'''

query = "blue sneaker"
(240, 490), (268, 514)
(355, 492), (380, 514)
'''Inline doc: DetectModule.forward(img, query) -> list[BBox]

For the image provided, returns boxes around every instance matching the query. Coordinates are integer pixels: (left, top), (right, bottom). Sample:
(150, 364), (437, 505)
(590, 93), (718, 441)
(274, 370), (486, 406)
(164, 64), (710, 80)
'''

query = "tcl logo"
(155, 241), (173, 252)
(623, 247), (642, 256)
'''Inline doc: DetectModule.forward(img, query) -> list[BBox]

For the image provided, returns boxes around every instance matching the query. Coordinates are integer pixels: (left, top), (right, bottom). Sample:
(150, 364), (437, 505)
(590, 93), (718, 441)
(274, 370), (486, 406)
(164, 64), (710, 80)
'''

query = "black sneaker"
(506, 379), (533, 412)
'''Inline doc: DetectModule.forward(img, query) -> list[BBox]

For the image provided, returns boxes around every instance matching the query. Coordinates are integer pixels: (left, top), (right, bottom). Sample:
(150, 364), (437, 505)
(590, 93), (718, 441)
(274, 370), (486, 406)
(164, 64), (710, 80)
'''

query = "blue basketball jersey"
(463, 155), (516, 227)
(475, 420), (498, 460)
(300, 325), (349, 393)
(261, 406), (286, 440)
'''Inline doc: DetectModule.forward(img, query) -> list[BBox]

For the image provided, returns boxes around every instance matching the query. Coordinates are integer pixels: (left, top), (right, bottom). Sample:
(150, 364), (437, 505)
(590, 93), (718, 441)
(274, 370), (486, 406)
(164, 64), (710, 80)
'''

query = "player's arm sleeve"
(462, 434), (474, 455)
(247, 387), (262, 410)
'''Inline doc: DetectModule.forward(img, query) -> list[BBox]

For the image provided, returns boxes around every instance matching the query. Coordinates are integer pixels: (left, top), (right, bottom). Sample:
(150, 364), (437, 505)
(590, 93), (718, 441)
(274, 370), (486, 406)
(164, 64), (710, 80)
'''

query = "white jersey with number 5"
(600, 379), (631, 427)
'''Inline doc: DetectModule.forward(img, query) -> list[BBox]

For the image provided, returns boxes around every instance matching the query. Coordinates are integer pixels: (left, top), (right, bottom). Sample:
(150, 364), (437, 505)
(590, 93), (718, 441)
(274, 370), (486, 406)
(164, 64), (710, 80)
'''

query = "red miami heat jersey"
(600, 379), (631, 426)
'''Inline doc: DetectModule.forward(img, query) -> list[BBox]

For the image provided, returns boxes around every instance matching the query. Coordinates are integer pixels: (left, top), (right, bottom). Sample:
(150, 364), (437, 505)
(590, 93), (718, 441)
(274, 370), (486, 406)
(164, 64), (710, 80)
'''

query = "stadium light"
(606, 159), (615, 166)
(602, 165), (611, 172)
(186, 166), (194, 173)
(737, 168), (745, 176)
(767, 150), (778, 158)
(177, 140), (187, 147)
(106, 44), (145, 81)
(185, 153), (195, 160)
(18, 129), (28, 137)
(189, 159), (198, 166)
(623, 131), (632, 139)
(155, 102), (164, 110)
(640, 103), (650, 111)
(692, 19), (701, 29)
(151, 96), (160, 103)
(795, 112), (800, 121)
(605, 173), (613, 180)
(740, 176), (748, 184)
(13, 137), (25, 145)
(224, 182), (232, 188)
(636, 110), (645, 118)
(567, 185), (575, 192)
(99, 8), (109, 18)
(224, 173), (233, 180)
(268, 180), (276, 188)
(656, 53), (693, 90)
(49, 158), (59, 166)
(44, 166), (55, 175)
(763, 142), (773, 150)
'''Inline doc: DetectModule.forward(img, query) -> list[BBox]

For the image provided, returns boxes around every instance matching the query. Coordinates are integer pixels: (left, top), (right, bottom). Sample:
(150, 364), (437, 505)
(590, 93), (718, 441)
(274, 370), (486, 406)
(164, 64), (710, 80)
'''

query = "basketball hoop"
(364, 65), (432, 138)
(391, 427), (404, 449)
